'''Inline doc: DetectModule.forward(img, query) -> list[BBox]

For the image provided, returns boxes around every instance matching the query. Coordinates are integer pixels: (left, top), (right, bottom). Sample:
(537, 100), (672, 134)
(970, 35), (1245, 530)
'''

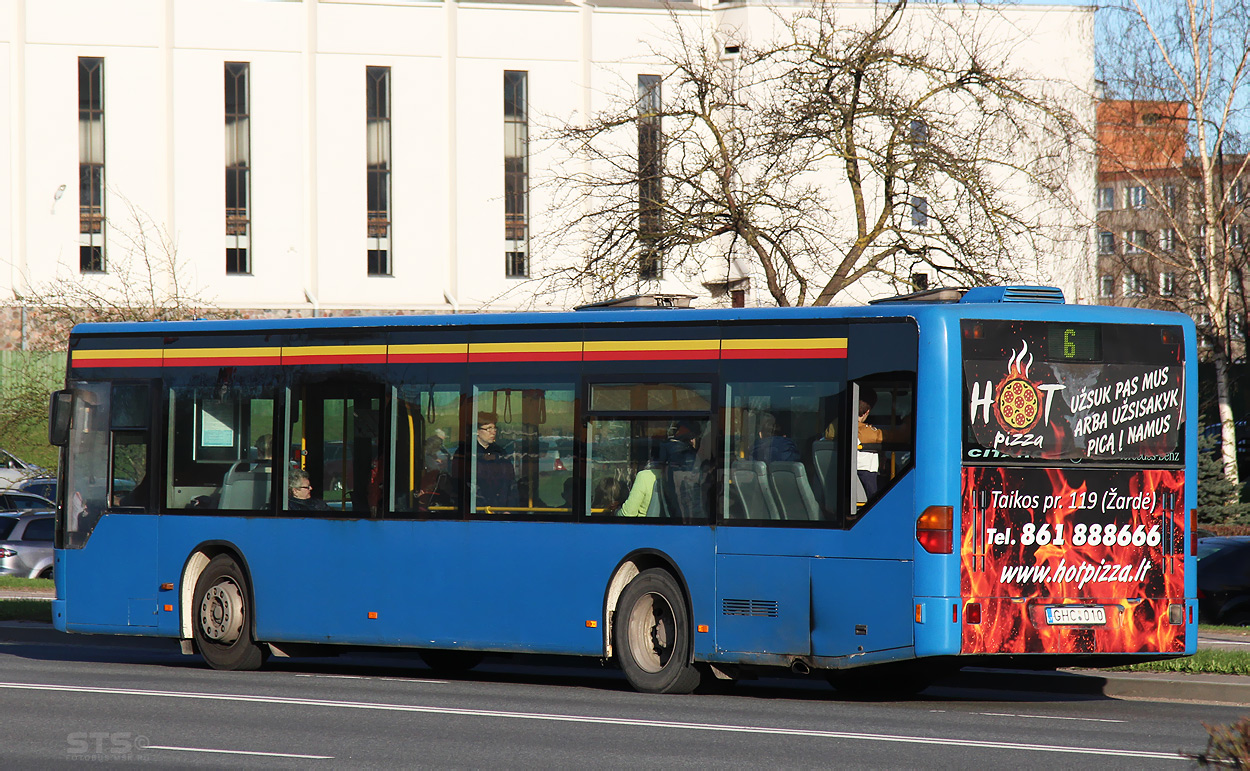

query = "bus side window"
(109, 383), (151, 510)
(390, 384), (459, 517)
(854, 378), (915, 507)
(165, 385), (277, 512)
(462, 384), (574, 518)
(725, 382), (837, 523)
(285, 383), (382, 515)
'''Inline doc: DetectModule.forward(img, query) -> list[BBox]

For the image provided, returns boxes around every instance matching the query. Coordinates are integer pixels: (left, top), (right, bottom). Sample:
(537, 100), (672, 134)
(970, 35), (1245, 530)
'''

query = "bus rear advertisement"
(960, 319), (1188, 656)
(48, 287), (1198, 695)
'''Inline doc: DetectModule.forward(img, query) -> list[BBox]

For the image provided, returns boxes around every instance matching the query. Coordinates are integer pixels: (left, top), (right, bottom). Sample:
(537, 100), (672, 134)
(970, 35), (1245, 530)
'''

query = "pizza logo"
(993, 342), (1042, 434)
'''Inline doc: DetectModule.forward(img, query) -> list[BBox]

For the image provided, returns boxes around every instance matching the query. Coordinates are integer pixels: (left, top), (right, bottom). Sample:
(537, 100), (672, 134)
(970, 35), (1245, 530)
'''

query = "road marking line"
(144, 745), (332, 759)
(294, 674), (449, 684)
(977, 712), (1126, 723)
(0, 681), (1185, 761)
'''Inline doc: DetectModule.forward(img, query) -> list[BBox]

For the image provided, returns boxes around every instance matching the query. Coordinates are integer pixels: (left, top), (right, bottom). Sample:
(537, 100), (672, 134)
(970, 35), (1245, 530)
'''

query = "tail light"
(916, 506), (953, 554)
(965, 602), (982, 625)
(0, 548), (16, 558)
(1190, 509), (1198, 556)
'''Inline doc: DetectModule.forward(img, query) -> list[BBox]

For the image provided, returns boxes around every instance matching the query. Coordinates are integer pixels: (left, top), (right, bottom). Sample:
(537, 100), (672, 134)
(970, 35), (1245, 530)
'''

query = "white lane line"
(144, 745), (332, 759)
(294, 674), (450, 684)
(0, 681), (1184, 762)
(977, 712), (1126, 724)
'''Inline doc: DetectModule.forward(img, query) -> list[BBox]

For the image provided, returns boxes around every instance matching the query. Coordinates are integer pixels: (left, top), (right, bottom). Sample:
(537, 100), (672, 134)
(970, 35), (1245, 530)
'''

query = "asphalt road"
(0, 631), (1243, 768)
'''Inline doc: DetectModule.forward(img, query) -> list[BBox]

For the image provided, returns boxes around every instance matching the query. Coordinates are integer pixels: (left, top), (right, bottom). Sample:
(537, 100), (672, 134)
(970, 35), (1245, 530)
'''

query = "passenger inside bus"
(287, 467), (329, 511)
(750, 412), (800, 463)
(455, 411), (519, 510)
(661, 420), (707, 520)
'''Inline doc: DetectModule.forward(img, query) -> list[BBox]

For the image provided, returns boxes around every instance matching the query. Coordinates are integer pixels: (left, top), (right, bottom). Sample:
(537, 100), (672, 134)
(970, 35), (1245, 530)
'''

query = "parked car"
(0, 512), (54, 579)
(12, 477), (55, 502)
(1197, 536), (1250, 625)
(0, 449), (44, 487)
(0, 492), (53, 512)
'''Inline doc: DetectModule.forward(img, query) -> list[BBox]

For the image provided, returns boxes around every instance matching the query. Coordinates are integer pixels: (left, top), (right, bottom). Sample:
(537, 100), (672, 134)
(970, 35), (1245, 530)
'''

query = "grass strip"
(0, 600), (52, 623)
(0, 576), (53, 591)
(1104, 649), (1250, 676)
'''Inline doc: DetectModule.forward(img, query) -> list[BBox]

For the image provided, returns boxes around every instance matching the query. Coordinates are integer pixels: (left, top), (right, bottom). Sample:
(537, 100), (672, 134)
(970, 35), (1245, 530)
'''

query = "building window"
(225, 62), (251, 275)
(638, 74), (663, 280)
(1232, 223), (1244, 249)
(1123, 271), (1147, 297)
(366, 66), (392, 276)
(909, 118), (928, 146)
(1234, 315), (1246, 341)
(1098, 231), (1115, 255)
(1164, 184), (1179, 212)
(79, 56), (105, 272)
(1160, 271), (1175, 296)
(504, 70), (529, 278)
(910, 196), (928, 228)
(1233, 181), (1246, 206)
(1127, 185), (1147, 209)
(1099, 273), (1115, 298)
(1196, 224), (1207, 259)
(1097, 187), (1114, 211)
(1124, 229), (1148, 254)
(1160, 228), (1176, 252)
(910, 272), (929, 291)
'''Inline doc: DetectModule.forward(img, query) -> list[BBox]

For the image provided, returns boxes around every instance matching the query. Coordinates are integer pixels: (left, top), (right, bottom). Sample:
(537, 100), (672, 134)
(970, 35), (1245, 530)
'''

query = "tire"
(613, 568), (701, 694)
(37, 567), (52, 580)
(1222, 610), (1250, 627)
(192, 554), (267, 671)
(418, 649), (485, 673)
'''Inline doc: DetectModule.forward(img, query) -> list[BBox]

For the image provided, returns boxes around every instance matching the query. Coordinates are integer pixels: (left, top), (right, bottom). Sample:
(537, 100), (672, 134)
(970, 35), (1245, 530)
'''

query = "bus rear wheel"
(613, 568), (701, 694)
(192, 555), (267, 671)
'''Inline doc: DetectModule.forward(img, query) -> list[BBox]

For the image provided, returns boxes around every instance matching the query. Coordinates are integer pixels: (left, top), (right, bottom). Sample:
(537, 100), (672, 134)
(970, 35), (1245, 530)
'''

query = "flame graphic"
(961, 466), (1185, 654)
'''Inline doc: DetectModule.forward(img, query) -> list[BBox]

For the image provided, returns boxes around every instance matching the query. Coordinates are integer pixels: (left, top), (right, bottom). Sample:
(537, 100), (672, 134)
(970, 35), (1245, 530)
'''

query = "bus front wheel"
(613, 568), (701, 694)
(192, 555), (267, 671)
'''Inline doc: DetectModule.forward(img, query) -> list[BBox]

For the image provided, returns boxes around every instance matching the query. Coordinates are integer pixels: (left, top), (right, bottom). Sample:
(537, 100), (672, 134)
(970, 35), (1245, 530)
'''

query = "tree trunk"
(1214, 347), (1242, 493)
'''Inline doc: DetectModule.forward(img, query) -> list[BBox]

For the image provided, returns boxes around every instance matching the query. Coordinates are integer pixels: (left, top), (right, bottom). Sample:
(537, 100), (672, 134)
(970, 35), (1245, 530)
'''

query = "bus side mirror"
(48, 390), (73, 447)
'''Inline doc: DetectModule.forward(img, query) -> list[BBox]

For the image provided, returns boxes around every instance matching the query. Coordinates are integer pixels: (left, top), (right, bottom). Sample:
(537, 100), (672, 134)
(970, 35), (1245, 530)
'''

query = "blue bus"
(49, 286), (1197, 694)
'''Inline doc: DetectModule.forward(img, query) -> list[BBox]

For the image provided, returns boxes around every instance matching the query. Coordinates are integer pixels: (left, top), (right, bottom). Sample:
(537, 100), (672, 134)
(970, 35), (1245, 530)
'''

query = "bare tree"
(1, 200), (226, 469)
(15, 199), (226, 349)
(534, 0), (1088, 307)
(1098, 0), (1250, 490)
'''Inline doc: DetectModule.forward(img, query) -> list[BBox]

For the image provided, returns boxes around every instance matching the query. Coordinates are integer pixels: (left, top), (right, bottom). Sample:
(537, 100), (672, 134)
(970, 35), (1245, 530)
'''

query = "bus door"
(58, 380), (161, 630)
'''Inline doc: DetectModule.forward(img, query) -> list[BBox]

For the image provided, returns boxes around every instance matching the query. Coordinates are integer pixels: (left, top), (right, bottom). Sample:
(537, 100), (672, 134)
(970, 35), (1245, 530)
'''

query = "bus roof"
(67, 287), (1193, 338)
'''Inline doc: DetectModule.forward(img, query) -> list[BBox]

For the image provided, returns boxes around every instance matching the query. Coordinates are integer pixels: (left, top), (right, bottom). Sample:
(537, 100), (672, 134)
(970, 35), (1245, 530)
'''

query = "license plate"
(1045, 606), (1106, 625)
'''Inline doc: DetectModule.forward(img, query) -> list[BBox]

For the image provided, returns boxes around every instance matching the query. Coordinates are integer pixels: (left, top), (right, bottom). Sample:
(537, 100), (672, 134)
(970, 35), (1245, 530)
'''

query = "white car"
(0, 449), (45, 488)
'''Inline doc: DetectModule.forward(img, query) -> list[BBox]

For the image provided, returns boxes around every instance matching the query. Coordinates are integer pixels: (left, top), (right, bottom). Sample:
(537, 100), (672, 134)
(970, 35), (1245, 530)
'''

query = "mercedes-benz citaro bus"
(48, 285), (1196, 695)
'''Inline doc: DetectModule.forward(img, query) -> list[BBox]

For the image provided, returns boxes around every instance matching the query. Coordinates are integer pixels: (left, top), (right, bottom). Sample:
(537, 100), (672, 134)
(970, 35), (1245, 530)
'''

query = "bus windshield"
(961, 320), (1185, 465)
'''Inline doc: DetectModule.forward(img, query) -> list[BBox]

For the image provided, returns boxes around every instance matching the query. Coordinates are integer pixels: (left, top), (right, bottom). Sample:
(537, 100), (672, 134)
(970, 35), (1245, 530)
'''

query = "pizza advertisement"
(960, 320), (1185, 464)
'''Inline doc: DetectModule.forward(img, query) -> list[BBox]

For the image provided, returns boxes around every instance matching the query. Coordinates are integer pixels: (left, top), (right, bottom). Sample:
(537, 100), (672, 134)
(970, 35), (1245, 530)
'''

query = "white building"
(0, 0), (1096, 337)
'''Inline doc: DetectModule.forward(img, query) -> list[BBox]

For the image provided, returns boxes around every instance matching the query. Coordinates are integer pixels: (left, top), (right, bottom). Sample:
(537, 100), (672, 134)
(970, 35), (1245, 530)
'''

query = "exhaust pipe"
(790, 659), (811, 675)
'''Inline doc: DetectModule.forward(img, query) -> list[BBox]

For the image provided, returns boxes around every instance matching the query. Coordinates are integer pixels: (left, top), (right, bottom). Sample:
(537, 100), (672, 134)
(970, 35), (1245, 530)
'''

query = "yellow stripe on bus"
(721, 337), (846, 350)
(468, 342), (583, 354)
(163, 347), (281, 360)
(282, 345), (387, 358)
(583, 340), (720, 352)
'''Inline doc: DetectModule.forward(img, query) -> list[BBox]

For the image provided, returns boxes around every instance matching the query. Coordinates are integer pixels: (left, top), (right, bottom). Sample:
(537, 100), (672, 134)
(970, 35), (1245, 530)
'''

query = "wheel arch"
(601, 548), (694, 661)
(179, 541), (256, 641)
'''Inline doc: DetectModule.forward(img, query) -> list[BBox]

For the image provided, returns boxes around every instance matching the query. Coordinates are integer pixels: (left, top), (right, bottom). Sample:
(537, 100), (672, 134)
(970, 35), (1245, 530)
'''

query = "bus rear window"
(962, 320), (1184, 464)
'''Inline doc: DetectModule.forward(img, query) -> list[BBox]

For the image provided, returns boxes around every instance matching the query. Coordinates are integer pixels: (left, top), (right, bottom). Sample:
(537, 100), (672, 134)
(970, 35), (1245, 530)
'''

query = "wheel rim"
(199, 578), (245, 645)
(626, 592), (676, 674)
